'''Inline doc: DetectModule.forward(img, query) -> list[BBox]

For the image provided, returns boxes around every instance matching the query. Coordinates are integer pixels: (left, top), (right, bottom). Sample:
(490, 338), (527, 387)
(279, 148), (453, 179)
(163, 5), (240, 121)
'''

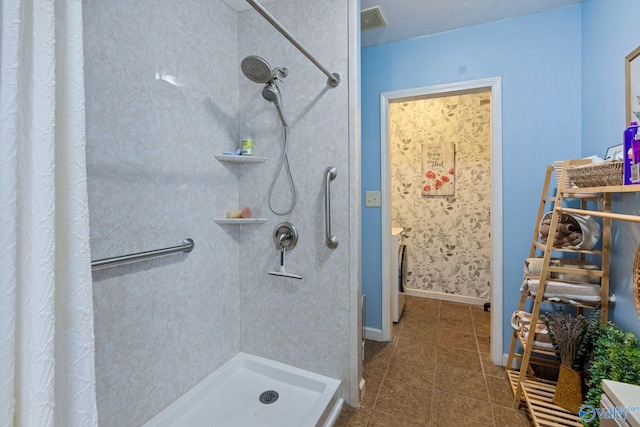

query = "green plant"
(583, 322), (640, 427)
(543, 311), (599, 371)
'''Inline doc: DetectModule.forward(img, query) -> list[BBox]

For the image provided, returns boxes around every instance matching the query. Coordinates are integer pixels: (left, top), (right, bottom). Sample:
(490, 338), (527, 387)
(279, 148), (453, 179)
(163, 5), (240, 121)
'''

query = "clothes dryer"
(391, 227), (406, 322)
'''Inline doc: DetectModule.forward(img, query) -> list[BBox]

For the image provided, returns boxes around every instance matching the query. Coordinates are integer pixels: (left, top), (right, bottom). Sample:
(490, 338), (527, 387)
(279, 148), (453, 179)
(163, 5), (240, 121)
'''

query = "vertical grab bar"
(324, 166), (338, 249)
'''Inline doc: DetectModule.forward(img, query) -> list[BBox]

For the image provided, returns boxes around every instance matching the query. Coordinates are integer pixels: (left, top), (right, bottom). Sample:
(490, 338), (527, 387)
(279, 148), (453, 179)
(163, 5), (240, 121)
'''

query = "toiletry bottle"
(241, 137), (254, 156)
(624, 122), (637, 184)
(633, 131), (640, 183)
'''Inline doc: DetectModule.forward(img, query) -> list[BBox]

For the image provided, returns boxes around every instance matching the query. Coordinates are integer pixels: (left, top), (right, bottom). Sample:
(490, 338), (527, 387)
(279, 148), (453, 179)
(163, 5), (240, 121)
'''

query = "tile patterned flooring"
(335, 296), (533, 427)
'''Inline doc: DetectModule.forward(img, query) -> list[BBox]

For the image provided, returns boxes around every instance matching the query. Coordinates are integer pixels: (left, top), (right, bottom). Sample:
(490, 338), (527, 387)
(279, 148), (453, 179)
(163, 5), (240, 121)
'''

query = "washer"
(391, 227), (406, 322)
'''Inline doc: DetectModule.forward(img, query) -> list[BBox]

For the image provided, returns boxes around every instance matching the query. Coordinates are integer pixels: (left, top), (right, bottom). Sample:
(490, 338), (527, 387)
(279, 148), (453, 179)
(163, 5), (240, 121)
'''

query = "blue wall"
(361, 6), (583, 352)
(582, 0), (640, 338)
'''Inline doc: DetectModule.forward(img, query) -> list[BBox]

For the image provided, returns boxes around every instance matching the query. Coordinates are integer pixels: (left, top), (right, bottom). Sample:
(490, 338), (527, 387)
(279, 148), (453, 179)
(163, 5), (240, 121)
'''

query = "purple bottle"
(624, 122), (638, 185)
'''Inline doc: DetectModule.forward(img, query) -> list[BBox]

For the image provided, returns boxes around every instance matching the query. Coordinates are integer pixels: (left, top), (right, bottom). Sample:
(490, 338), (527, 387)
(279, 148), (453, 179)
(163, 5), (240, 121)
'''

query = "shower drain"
(259, 390), (279, 404)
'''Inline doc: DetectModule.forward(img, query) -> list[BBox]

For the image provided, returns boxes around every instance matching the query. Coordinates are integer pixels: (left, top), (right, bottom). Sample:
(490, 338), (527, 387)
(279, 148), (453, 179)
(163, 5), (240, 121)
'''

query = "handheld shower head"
(262, 82), (288, 127)
(241, 56), (296, 216)
(261, 84), (279, 103)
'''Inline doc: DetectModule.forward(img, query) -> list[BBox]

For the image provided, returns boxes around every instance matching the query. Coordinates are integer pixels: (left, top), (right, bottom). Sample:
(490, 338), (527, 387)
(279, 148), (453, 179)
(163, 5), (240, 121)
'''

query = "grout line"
(472, 306), (498, 427)
(358, 298), (522, 427)
(428, 300), (441, 427)
(364, 313), (400, 426)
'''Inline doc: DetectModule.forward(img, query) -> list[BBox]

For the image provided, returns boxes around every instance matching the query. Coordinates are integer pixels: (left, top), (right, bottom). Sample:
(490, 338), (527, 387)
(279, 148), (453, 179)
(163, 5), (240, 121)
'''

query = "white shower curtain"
(0, 0), (98, 425)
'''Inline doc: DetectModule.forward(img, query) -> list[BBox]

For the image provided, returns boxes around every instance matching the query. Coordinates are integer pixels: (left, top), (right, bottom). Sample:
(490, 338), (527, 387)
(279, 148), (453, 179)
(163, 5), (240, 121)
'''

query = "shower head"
(241, 55), (289, 127)
(241, 55), (272, 84)
(262, 82), (288, 127)
(241, 55), (288, 84)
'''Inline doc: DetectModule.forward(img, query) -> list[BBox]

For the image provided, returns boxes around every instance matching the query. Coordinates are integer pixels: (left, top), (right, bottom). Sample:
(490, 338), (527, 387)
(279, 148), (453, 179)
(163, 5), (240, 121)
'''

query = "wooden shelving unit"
(506, 159), (640, 427)
(506, 370), (583, 426)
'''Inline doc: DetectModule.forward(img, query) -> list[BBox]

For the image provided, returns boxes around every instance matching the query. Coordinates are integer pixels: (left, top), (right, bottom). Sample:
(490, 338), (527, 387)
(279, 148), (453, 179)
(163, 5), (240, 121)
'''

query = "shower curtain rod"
(245, 0), (340, 87)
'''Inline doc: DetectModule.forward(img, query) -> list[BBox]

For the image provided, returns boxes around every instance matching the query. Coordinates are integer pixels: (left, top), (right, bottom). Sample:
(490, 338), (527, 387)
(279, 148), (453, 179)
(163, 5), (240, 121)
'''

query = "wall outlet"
(365, 191), (381, 207)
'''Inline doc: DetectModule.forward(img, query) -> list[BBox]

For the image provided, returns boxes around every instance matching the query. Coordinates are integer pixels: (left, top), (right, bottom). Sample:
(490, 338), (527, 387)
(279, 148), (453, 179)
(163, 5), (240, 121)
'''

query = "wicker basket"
(530, 363), (559, 385)
(566, 161), (623, 187)
(553, 365), (583, 414)
(552, 161), (573, 189)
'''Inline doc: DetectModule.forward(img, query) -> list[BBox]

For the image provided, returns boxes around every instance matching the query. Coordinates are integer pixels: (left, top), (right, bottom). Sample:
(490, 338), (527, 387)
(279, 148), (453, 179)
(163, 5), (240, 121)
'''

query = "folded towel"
(523, 258), (601, 284)
(510, 310), (553, 351)
(520, 275), (616, 306)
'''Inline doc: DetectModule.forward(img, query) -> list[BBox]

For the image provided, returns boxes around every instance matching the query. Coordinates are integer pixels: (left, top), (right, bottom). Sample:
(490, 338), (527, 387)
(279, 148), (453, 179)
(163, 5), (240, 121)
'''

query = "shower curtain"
(0, 0), (98, 425)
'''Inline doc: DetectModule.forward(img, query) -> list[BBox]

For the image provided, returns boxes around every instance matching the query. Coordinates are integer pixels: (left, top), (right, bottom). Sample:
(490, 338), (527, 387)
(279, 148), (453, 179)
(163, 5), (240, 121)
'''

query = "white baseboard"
(405, 288), (489, 306)
(364, 326), (384, 341)
(503, 353), (521, 370)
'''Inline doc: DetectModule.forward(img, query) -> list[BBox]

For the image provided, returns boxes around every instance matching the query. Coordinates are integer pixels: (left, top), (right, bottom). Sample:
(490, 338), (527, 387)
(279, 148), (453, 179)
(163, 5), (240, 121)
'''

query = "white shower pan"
(143, 352), (343, 427)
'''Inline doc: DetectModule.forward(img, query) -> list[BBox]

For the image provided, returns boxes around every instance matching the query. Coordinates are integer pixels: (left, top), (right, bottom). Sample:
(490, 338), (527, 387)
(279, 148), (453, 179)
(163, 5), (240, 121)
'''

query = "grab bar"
(324, 167), (338, 249)
(245, 0), (340, 88)
(91, 238), (194, 269)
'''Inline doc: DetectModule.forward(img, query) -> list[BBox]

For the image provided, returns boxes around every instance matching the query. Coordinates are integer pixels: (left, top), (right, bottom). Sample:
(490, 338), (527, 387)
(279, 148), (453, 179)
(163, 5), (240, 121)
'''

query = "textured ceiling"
(361, 0), (582, 48)
(222, 0), (582, 48)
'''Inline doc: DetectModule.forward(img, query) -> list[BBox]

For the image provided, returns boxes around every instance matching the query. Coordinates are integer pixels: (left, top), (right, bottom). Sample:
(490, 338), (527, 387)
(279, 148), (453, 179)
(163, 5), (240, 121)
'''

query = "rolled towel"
(538, 211), (601, 249)
(557, 223), (579, 234)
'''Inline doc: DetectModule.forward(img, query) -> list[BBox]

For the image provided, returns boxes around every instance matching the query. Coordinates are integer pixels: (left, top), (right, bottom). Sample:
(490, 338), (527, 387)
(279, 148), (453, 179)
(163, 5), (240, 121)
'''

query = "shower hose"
(268, 123), (297, 215)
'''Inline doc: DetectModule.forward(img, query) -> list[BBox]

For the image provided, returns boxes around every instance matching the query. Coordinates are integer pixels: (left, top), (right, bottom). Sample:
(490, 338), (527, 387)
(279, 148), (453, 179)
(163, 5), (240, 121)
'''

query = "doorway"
(380, 78), (504, 366)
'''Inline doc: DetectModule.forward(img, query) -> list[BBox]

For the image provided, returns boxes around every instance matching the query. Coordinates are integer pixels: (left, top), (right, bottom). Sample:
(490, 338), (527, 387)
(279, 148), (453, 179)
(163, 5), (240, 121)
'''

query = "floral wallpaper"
(389, 91), (492, 299)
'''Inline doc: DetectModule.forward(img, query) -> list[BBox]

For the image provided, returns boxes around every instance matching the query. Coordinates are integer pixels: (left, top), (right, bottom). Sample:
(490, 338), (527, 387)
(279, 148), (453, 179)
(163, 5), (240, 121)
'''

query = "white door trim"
(380, 77), (503, 364)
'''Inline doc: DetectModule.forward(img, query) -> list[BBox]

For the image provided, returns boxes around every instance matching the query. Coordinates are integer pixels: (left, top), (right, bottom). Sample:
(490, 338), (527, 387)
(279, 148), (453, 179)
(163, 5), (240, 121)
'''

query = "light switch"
(365, 191), (381, 207)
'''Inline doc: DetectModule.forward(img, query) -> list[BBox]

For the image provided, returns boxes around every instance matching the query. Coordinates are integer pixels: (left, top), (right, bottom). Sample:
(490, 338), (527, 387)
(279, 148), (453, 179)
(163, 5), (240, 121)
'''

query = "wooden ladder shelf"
(504, 159), (640, 426)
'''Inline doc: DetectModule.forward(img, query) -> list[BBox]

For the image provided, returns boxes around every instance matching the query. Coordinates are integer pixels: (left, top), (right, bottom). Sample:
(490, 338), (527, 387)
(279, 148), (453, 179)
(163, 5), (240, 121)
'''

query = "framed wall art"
(421, 141), (455, 196)
(626, 45), (640, 124)
(605, 143), (623, 160)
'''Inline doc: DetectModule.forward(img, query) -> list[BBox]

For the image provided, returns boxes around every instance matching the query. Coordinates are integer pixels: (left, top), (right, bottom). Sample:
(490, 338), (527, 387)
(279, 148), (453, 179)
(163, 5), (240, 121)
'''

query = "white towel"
(520, 275), (616, 306)
(510, 310), (553, 351)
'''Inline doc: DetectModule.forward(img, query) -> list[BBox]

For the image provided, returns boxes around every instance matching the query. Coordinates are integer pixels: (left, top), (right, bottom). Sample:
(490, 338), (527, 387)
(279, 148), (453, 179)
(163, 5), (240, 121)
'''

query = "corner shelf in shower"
(214, 218), (267, 225)
(214, 154), (267, 164)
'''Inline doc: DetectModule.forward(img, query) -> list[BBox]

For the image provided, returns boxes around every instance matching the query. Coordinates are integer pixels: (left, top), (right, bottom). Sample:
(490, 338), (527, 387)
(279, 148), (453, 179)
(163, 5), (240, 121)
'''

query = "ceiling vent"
(361, 6), (386, 31)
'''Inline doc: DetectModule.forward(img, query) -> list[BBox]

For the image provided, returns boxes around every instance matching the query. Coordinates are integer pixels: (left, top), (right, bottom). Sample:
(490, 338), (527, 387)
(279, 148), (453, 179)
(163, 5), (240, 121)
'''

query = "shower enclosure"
(83, 0), (360, 425)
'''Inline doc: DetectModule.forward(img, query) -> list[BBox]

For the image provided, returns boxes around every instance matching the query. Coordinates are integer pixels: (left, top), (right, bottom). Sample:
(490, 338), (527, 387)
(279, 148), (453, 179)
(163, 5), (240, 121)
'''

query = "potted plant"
(543, 311), (600, 414)
(582, 322), (640, 427)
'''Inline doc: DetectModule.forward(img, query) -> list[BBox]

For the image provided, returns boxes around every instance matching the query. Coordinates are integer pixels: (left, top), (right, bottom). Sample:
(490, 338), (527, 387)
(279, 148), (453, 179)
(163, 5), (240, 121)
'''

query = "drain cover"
(259, 390), (279, 404)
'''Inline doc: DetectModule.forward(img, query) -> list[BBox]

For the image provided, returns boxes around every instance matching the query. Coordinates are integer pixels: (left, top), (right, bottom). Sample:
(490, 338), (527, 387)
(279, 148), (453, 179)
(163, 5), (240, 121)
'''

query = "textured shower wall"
(84, 0), (241, 425)
(237, 0), (358, 403)
(389, 92), (492, 299)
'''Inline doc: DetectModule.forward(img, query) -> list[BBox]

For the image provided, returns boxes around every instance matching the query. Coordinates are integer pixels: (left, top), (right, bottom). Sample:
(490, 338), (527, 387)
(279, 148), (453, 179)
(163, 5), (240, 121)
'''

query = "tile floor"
(335, 296), (533, 427)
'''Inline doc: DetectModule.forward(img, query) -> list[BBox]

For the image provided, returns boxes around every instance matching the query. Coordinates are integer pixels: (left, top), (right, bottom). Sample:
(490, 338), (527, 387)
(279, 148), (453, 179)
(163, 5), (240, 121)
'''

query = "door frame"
(380, 77), (503, 365)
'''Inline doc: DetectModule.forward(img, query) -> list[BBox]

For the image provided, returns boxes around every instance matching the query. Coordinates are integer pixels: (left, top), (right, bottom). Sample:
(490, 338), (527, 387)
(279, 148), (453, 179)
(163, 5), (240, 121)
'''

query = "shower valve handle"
(273, 222), (298, 251)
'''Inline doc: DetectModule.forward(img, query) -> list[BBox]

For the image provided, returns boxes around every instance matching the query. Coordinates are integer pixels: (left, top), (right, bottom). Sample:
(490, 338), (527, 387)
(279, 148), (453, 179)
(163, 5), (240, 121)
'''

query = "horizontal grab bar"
(91, 238), (194, 269)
